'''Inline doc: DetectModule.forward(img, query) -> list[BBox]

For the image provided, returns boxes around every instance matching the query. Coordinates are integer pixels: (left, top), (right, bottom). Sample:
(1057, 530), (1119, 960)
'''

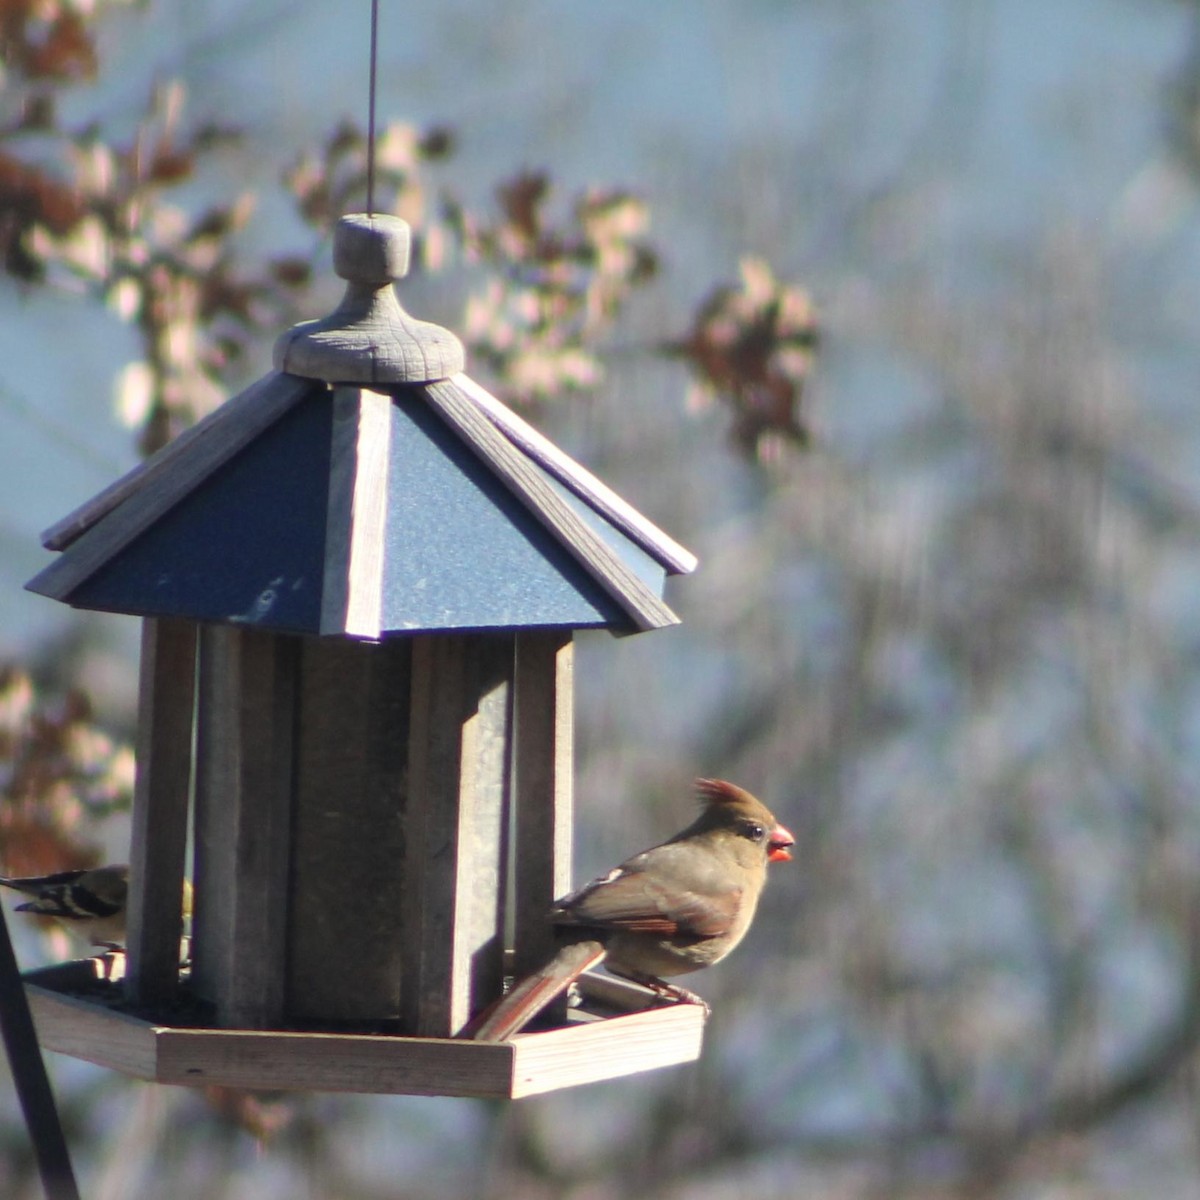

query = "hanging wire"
(367, 0), (380, 215)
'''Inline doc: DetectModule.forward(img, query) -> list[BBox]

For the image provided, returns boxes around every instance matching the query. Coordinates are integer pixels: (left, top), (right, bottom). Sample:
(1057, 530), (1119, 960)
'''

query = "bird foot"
(612, 970), (711, 1016)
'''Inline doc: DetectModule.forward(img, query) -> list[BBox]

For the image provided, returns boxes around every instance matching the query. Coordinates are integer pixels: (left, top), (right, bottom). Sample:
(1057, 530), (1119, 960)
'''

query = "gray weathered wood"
(286, 636), (410, 1022)
(29, 373), (317, 596)
(509, 1002), (704, 1097)
(25, 983), (160, 1081)
(26, 970), (705, 1097)
(402, 634), (513, 1037)
(450, 372), (698, 575)
(124, 618), (196, 1009)
(154, 1024), (516, 1095)
(273, 215), (464, 385)
(511, 631), (574, 982)
(192, 626), (297, 1029)
(422, 378), (679, 631)
(321, 387), (392, 637)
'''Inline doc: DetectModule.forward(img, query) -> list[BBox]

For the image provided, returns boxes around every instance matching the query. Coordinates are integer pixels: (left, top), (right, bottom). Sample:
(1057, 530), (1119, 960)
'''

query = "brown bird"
(466, 778), (794, 1041)
(0, 864), (129, 949)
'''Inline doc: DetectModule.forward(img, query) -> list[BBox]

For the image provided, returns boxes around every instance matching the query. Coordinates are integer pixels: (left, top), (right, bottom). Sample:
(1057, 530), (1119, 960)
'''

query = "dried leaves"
(0, 2), (819, 465)
(453, 173), (658, 402)
(668, 256), (819, 461)
(0, 665), (134, 879)
(285, 118), (455, 257)
(0, 0), (112, 85)
(0, 148), (85, 279)
(26, 81), (312, 454)
(0, 0), (125, 277)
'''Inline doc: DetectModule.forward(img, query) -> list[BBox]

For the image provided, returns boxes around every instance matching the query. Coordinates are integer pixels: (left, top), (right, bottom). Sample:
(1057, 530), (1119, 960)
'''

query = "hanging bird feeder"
(19, 213), (702, 1098)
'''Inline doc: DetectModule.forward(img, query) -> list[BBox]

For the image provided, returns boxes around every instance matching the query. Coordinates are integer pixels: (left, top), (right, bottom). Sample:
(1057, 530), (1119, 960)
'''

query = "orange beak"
(768, 823), (795, 863)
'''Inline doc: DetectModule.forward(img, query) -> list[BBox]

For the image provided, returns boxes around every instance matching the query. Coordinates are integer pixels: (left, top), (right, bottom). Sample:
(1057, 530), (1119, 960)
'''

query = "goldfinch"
(0, 864), (130, 949)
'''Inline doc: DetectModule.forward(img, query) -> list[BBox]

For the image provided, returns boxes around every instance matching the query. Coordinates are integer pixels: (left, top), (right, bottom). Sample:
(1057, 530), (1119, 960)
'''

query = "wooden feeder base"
(23, 960), (705, 1099)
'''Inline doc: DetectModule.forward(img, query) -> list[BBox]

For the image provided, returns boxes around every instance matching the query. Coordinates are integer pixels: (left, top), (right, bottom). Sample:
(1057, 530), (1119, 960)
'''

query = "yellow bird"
(0, 865), (193, 952)
(1, 864), (130, 948)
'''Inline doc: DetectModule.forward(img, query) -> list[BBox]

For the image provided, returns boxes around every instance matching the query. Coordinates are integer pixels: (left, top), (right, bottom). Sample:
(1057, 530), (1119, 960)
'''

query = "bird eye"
(740, 821), (766, 841)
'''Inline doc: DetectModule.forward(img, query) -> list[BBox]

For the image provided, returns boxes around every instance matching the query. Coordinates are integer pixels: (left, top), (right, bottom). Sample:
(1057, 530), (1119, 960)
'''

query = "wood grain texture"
(192, 626), (297, 1029)
(274, 217), (462, 385)
(403, 634), (513, 1037)
(449, 372), (698, 575)
(34, 372), (316, 567)
(125, 618), (197, 1010)
(320, 389), (360, 634)
(25, 986), (159, 1081)
(422, 378), (679, 631)
(333, 213), (411, 282)
(509, 1003), (705, 1097)
(286, 636), (409, 1022)
(321, 388), (392, 637)
(154, 1026), (515, 1094)
(511, 632), (574, 983)
(25, 977), (705, 1097)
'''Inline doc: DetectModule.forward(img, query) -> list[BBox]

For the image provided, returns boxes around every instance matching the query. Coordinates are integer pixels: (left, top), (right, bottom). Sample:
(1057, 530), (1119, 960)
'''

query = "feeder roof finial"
(334, 211), (411, 282)
(274, 213), (465, 386)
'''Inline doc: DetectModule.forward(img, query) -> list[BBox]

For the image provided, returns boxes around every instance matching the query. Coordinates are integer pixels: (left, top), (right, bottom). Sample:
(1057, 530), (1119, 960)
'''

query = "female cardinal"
(467, 778), (793, 1041)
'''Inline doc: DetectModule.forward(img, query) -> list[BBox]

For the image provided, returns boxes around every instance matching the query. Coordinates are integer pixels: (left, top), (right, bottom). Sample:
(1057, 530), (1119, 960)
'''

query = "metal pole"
(0, 907), (81, 1200)
(366, 0), (379, 215)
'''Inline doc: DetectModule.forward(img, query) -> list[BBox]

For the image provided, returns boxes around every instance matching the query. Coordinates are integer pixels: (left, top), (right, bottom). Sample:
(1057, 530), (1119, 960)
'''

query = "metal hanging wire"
(367, 0), (380, 215)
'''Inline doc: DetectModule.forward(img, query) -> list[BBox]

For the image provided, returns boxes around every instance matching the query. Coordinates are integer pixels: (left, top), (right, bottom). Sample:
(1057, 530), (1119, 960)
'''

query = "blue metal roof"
(27, 376), (684, 637)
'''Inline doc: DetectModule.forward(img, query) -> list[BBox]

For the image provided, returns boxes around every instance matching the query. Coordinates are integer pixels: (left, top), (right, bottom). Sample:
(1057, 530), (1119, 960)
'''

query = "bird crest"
(693, 778), (758, 810)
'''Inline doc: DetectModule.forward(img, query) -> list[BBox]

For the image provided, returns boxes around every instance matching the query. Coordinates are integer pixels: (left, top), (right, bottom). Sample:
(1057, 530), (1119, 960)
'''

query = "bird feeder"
(19, 214), (703, 1098)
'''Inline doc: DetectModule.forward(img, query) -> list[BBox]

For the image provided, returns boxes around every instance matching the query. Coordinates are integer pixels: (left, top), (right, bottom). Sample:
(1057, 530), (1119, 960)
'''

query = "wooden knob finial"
(333, 212), (411, 282)
(274, 213), (465, 385)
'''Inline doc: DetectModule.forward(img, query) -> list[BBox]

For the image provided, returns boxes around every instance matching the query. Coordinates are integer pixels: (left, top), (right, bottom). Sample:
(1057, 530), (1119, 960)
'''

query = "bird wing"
(554, 846), (742, 939)
(11, 869), (126, 921)
(0, 869), (88, 897)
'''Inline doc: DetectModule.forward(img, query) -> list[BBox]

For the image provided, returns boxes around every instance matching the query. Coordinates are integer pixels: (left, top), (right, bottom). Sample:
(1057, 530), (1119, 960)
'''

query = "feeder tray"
(25, 959), (704, 1099)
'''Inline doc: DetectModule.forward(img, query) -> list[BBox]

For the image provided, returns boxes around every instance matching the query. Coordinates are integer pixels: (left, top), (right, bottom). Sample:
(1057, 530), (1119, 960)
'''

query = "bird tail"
(463, 940), (607, 1042)
(0, 870), (84, 897)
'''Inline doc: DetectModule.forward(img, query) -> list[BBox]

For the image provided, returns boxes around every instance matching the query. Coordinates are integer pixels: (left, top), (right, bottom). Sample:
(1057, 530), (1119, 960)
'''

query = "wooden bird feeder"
(20, 214), (702, 1097)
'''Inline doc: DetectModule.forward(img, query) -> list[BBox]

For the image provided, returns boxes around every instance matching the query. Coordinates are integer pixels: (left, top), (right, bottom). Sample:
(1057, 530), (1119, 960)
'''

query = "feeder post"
(125, 617), (196, 1009)
(402, 633), (514, 1037)
(192, 625), (297, 1029)
(285, 636), (411, 1023)
(511, 630), (574, 980)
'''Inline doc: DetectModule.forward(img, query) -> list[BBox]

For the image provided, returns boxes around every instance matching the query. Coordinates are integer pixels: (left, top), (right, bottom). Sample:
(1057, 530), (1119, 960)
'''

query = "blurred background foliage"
(3, 1), (1200, 1197)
